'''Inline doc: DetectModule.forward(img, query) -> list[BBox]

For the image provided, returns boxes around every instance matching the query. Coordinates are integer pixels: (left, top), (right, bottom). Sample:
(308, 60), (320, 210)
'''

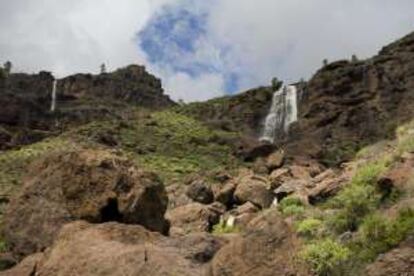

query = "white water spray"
(50, 79), (57, 112)
(260, 85), (298, 143)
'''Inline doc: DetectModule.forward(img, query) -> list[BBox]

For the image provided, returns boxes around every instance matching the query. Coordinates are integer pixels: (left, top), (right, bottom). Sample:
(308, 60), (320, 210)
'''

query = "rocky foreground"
(0, 33), (414, 275)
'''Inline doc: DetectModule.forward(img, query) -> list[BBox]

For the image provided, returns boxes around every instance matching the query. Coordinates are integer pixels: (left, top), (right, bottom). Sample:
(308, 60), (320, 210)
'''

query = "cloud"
(1, 0), (414, 102)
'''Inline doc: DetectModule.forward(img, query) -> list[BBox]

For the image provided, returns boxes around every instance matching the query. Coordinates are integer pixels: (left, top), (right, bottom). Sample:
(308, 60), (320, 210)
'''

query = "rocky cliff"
(0, 65), (175, 149)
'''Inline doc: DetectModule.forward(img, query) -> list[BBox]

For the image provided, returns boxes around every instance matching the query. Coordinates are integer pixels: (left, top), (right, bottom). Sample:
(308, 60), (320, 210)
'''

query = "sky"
(1, 0), (414, 102)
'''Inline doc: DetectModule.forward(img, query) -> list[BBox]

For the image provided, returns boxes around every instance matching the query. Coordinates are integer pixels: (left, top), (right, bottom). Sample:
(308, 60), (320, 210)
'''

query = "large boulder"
(1, 221), (227, 276)
(3, 149), (169, 260)
(209, 209), (306, 276)
(365, 236), (414, 276)
(166, 202), (225, 236)
(186, 180), (214, 204)
(234, 174), (274, 209)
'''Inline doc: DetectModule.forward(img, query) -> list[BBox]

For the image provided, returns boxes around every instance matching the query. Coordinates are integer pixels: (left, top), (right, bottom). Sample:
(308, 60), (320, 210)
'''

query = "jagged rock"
(166, 202), (226, 236)
(186, 180), (214, 204)
(265, 150), (285, 171)
(1, 221), (227, 276)
(234, 174), (273, 209)
(308, 175), (348, 204)
(274, 179), (308, 200)
(377, 153), (414, 196)
(227, 202), (260, 228)
(233, 136), (276, 161)
(215, 182), (236, 207)
(365, 236), (414, 276)
(209, 209), (305, 276)
(3, 149), (169, 260)
(269, 168), (291, 189)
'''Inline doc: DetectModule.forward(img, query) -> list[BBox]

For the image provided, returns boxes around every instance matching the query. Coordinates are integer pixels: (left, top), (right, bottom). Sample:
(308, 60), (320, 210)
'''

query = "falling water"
(50, 79), (57, 112)
(260, 85), (298, 143)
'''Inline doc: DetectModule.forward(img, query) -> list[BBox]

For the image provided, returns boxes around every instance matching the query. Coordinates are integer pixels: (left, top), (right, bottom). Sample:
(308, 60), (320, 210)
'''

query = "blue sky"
(2, 0), (414, 101)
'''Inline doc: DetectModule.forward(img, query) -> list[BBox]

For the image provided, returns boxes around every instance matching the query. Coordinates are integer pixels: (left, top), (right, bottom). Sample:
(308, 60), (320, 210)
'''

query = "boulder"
(234, 174), (273, 209)
(186, 180), (214, 204)
(365, 236), (414, 276)
(3, 149), (169, 260)
(1, 221), (227, 276)
(265, 150), (285, 171)
(215, 182), (236, 207)
(166, 202), (226, 236)
(269, 168), (290, 189)
(209, 209), (305, 276)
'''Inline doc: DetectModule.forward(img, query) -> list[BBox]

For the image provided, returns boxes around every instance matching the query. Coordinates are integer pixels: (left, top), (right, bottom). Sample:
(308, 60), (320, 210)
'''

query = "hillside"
(0, 32), (413, 275)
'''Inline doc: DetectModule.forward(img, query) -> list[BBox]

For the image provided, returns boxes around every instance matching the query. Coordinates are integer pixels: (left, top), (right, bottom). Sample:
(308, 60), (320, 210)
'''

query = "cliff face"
(0, 65), (175, 149)
(177, 86), (274, 137)
(286, 32), (414, 165)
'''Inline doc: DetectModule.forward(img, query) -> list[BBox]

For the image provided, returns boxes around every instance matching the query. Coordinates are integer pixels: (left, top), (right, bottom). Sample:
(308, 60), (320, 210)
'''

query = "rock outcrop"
(1, 221), (227, 276)
(0, 65), (175, 149)
(209, 209), (306, 276)
(2, 149), (169, 260)
(286, 32), (414, 165)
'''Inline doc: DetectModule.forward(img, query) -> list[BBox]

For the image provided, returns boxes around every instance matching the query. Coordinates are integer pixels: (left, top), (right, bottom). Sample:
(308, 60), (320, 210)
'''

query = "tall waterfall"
(260, 85), (298, 143)
(50, 79), (57, 112)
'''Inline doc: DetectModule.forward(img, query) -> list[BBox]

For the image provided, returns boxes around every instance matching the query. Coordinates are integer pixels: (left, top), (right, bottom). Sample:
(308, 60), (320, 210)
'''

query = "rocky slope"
(0, 32), (414, 276)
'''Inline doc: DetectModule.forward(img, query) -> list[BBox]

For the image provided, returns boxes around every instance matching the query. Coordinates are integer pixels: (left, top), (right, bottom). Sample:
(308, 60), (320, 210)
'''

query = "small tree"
(3, 61), (12, 75)
(323, 59), (328, 67)
(100, 63), (106, 74)
(271, 77), (283, 91)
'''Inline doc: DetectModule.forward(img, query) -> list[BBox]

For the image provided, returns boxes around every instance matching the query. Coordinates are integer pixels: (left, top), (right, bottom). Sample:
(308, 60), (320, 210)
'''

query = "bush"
(327, 185), (380, 233)
(349, 208), (414, 265)
(301, 238), (350, 276)
(278, 196), (305, 217)
(297, 218), (323, 239)
(212, 219), (240, 234)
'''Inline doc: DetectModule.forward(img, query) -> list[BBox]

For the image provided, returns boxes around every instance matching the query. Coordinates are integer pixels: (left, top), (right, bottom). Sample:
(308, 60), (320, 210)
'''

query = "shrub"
(212, 220), (240, 234)
(327, 185), (380, 233)
(349, 208), (414, 265)
(278, 196), (305, 217)
(297, 218), (323, 239)
(301, 238), (350, 276)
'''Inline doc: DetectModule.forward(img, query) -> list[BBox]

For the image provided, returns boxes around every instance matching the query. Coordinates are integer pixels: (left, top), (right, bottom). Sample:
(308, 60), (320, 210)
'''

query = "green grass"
(278, 196), (306, 217)
(70, 110), (241, 184)
(296, 218), (323, 239)
(212, 219), (240, 234)
(0, 137), (76, 197)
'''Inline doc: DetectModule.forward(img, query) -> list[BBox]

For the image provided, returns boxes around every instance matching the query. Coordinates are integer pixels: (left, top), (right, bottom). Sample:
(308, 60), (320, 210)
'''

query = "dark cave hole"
(100, 198), (123, 223)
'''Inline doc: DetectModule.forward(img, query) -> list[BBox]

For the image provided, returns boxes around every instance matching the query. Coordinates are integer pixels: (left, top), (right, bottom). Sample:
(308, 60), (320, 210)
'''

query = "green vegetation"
(301, 238), (350, 276)
(325, 157), (390, 233)
(212, 221), (240, 234)
(71, 110), (240, 184)
(296, 218), (323, 239)
(0, 137), (76, 196)
(278, 196), (306, 217)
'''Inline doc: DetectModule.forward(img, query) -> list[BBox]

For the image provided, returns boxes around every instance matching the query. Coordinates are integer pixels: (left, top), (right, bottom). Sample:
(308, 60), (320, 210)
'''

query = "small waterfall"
(260, 84), (298, 143)
(50, 79), (57, 112)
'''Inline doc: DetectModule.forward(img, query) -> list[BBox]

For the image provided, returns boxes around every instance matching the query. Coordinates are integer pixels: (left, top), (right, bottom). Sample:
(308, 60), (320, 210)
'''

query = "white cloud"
(1, 0), (414, 102)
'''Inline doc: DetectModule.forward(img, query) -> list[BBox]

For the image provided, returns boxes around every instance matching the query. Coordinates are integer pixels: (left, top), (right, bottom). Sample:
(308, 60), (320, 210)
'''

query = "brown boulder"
(186, 180), (214, 204)
(266, 150), (285, 171)
(215, 181), (236, 207)
(166, 202), (226, 236)
(1, 221), (227, 276)
(209, 209), (306, 276)
(3, 149), (169, 260)
(234, 174), (274, 209)
(365, 236), (414, 276)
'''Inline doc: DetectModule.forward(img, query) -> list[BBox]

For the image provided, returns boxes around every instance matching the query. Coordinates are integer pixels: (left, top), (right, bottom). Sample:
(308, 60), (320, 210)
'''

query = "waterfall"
(50, 79), (57, 112)
(260, 84), (298, 143)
